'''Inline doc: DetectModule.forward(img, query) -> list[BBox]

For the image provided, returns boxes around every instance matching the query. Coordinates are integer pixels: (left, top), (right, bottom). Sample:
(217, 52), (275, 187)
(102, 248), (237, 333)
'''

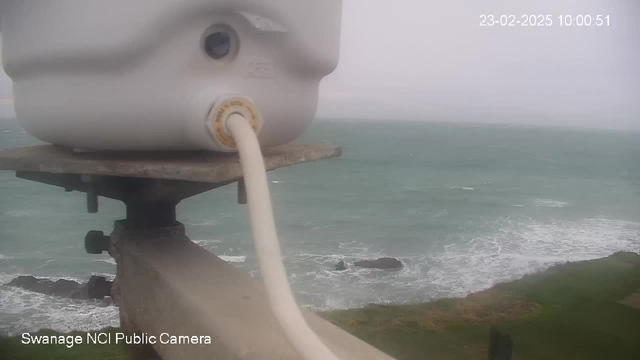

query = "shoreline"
(2, 251), (639, 359)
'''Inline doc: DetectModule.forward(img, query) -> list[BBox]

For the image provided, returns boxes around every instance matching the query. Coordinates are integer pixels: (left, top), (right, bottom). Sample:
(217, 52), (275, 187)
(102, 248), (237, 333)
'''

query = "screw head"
(87, 275), (112, 299)
(85, 230), (109, 254)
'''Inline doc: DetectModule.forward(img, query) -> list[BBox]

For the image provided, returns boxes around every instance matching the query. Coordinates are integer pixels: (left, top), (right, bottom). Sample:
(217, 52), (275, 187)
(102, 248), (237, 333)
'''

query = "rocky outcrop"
(335, 260), (347, 271)
(354, 257), (402, 270)
(7, 276), (84, 298)
(5, 275), (112, 301)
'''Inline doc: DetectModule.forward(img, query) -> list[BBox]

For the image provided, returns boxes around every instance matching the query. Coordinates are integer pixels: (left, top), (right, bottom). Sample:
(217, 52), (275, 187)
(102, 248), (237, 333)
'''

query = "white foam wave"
(0, 286), (119, 336)
(430, 210), (449, 218)
(35, 259), (57, 270)
(0, 273), (86, 285)
(286, 217), (640, 310)
(186, 213), (233, 226)
(510, 204), (525, 207)
(271, 180), (285, 184)
(3, 210), (37, 217)
(425, 217), (640, 298)
(93, 258), (116, 265)
(282, 241), (407, 309)
(533, 199), (569, 208)
(188, 219), (221, 226)
(192, 239), (222, 248)
(0, 273), (17, 285)
(3, 217), (639, 331)
(218, 255), (246, 263)
(0, 272), (120, 335)
(449, 186), (474, 191)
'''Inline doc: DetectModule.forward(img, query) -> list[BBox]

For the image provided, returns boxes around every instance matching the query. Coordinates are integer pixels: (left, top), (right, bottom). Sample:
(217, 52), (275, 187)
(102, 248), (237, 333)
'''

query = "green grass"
(321, 251), (640, 360)
(2, 252), (639, 360)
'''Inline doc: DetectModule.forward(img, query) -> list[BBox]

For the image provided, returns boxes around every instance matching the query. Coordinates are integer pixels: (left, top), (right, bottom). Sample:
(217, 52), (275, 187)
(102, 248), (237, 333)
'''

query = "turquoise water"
(1, 119), (640, 335)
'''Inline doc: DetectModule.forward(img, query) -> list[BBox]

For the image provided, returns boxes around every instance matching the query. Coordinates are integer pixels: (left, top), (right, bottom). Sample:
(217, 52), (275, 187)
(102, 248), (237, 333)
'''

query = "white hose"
(226, 113), (340, 360)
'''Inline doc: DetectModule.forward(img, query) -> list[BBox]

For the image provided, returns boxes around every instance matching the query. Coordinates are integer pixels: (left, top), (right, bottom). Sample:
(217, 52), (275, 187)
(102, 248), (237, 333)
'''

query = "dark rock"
(7, 276), (82, 298)
(354, 257), (402, 269)
(70, 286), (90, 299)
(334, 260), (347, 271)
(6, 275), (111, 300)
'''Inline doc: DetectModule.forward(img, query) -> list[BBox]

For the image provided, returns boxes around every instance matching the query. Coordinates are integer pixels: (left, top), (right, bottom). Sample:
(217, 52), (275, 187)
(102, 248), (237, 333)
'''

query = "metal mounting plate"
(0, 144), (342, 183)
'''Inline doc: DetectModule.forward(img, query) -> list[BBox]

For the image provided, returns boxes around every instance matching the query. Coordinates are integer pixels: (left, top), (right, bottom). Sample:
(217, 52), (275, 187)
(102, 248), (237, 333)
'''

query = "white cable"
(226, 113), (340, 360)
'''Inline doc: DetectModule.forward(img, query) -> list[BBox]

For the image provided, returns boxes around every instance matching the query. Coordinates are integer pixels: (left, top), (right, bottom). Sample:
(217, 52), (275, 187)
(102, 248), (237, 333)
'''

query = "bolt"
(87, 275), (112, 299)
(85, 230), (110, 254)
(87, 187), (98, 213)
(82, 175), (99, 213)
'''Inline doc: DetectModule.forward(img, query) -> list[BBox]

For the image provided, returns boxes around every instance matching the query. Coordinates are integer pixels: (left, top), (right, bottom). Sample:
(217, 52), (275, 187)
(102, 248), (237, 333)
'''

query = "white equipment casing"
(0, 0), (342, 151)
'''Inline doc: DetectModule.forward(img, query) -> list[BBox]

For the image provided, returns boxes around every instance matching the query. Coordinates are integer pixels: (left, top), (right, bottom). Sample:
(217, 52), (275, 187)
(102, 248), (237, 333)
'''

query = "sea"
(1, 119), (639, 336)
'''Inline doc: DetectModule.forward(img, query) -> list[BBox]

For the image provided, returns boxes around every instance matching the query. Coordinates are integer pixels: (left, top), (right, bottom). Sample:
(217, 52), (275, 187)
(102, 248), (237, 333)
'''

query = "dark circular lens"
(204, 31), (231, 59)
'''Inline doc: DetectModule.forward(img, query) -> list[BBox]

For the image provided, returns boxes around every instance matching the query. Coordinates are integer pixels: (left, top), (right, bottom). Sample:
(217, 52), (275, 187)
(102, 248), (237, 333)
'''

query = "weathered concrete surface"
(111, 222), (395, 360)
(0, 144), (341, 183)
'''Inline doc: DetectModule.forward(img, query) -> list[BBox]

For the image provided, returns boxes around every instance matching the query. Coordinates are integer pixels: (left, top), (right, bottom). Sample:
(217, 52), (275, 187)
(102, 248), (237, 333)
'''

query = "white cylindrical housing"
(0, 0), (342, 151)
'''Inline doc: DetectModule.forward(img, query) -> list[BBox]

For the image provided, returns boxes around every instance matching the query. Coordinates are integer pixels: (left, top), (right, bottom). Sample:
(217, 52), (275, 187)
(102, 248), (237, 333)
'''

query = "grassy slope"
(322, 251), (640, 360)
(2, 252), (639, 360)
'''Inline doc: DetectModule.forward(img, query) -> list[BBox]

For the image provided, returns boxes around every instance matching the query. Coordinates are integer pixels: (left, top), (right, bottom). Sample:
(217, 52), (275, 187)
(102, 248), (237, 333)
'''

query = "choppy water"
(1, 119), (639, 336)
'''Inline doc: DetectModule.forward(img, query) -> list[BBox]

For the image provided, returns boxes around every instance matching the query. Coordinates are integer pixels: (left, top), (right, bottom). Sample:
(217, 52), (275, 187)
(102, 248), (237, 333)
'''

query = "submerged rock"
(334, 260), (347, 271)
(5, 275), (112, 301)
(7, 276), (82, 298)
(354, 257), (402, 270)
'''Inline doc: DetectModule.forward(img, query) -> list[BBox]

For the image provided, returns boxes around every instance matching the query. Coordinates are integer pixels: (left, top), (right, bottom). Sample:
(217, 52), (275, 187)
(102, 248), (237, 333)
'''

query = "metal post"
(0, 144), (396, 359)
(489, 325), (513, 360)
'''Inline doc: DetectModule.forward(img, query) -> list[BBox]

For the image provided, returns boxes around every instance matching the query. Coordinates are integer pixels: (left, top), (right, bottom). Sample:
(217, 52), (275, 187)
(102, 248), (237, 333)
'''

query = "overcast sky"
(1, 0), (638, 129)
(316, 0), (639, 129)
